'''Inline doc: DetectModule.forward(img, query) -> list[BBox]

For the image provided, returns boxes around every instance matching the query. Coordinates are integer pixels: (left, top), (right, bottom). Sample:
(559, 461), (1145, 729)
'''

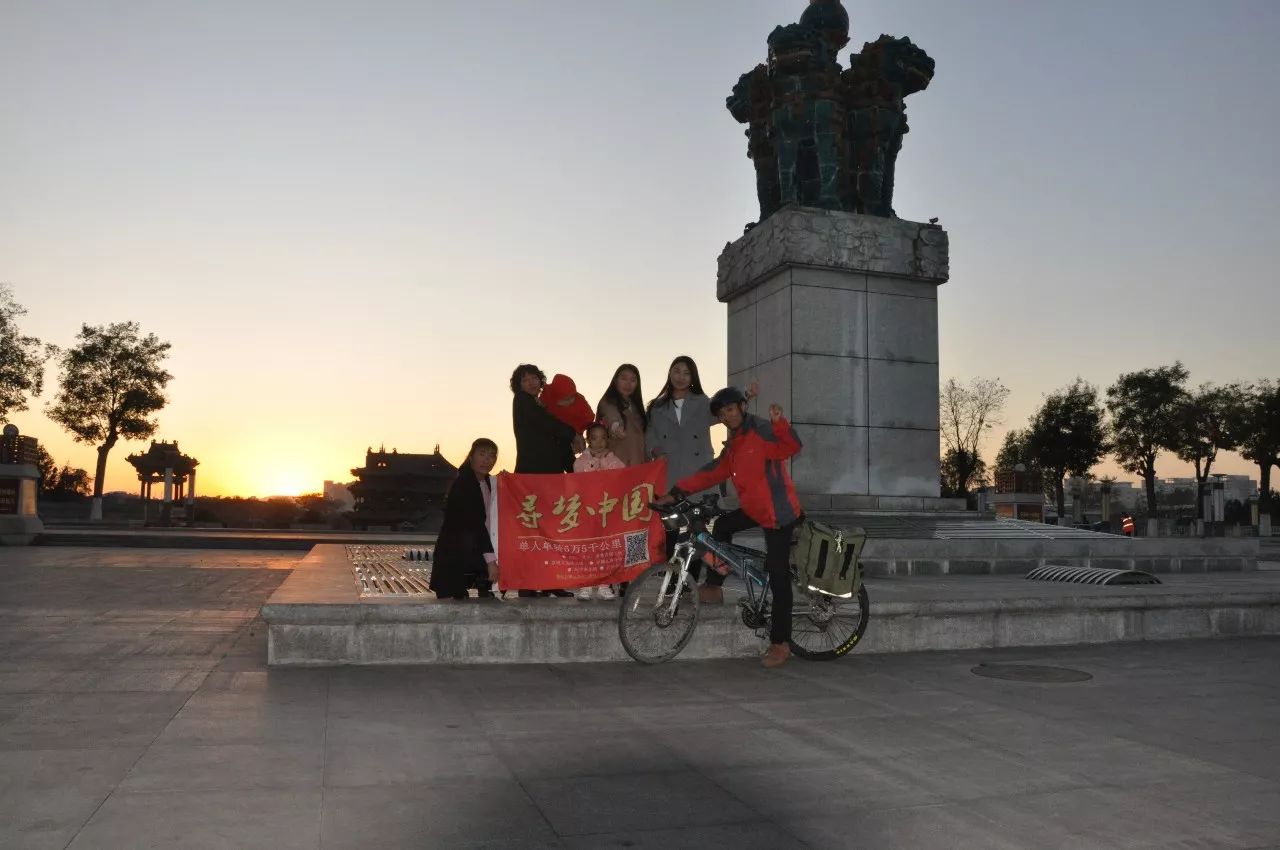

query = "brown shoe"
(697, 585), (724, 605)
(761, 643), (791, 669)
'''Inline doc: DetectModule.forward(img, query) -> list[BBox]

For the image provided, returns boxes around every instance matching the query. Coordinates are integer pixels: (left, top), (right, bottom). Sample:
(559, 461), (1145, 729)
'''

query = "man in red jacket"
(658, 386), (804, 668)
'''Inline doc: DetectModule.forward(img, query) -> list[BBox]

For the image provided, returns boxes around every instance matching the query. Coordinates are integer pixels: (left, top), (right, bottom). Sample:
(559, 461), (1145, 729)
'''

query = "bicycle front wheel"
(618, 562), (700, 664)
(789, 584), (870, 661)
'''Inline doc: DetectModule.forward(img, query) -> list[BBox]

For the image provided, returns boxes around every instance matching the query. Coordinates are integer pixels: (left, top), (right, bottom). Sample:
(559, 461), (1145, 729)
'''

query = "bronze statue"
(727, 0), (934, 227)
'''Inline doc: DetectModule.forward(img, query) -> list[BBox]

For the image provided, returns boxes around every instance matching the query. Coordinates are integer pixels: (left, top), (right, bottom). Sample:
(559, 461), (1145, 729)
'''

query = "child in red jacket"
(541, 374), (596, 434)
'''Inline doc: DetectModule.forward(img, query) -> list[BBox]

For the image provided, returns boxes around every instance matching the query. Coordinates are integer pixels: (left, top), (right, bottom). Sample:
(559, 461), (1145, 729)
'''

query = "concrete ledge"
(858, 536), (1257, 576)
(801, 494), (968, 512)
(36, 528), (435, 551)
(261, 546), (1280, 665)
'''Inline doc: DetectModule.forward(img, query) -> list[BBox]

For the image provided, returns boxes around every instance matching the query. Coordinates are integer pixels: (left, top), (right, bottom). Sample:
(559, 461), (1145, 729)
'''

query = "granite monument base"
(718, 207), (949, 511)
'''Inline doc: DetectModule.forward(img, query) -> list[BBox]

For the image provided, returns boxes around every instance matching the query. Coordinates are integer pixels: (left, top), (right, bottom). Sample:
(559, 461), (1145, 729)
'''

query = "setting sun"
(261, 471), (313, 499)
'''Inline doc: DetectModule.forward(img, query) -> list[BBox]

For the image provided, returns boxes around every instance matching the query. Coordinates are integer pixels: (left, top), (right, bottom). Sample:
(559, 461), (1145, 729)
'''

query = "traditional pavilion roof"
(350, 446), (457, 480)
(126, 440), (199, 477)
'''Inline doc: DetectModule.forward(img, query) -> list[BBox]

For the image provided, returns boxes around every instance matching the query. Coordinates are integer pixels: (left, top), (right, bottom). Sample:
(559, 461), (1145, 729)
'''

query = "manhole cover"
(971, 664), (1092, 683)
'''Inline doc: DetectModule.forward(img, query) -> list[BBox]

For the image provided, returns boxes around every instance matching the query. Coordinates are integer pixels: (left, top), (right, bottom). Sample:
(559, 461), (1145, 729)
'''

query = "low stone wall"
(261, 545), (1280, 666)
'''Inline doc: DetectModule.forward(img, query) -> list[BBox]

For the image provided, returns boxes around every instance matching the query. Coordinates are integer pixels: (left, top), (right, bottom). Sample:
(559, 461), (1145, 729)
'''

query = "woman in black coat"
(508, 364), (579, 598)
(511, 364), (577, 474)
(430, 438), (500, 600)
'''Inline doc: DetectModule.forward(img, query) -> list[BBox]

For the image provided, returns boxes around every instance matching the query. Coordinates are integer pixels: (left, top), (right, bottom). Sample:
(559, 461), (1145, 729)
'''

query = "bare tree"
(939, 377), (1009, 498)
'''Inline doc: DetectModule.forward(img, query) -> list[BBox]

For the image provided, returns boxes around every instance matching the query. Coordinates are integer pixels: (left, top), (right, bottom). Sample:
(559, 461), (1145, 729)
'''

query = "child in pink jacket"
(573, 422), (626, 473)
(572, 423), (623, 601)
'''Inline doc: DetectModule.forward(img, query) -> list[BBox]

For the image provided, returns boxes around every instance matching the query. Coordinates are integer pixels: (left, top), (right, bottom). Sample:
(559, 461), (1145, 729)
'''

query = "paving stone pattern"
(1, 546), (1278, 848)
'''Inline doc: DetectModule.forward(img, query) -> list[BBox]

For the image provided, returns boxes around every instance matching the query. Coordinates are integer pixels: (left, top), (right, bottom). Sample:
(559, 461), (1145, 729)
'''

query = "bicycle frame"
(663, 530), (773, 624)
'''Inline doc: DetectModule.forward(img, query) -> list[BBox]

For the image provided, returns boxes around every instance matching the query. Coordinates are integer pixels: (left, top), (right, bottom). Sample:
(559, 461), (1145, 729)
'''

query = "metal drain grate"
(971, 664), (1093, 683)
(347, 545), (433, 596)
(1025, 565), (1161, 585)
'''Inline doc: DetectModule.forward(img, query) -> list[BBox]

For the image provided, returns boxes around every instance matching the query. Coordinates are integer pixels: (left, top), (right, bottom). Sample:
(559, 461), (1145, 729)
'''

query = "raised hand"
(769, 403), (783, 422)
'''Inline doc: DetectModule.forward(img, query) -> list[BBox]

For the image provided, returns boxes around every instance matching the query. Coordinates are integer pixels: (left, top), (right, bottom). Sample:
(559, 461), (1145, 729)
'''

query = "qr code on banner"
(623, 530), (650, 568)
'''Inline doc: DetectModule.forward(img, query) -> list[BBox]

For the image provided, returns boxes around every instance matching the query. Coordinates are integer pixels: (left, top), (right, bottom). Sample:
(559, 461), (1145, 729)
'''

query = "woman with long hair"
(646, 356), (756, 579)
(429, 438), (500, 600)
(596, 363), (648, 467)
(645, 355), (716, 494)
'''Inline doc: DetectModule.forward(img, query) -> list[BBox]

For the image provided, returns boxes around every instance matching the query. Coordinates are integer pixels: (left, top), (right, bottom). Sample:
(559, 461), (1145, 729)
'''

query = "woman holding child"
(509, 363), (580, 597)
(511, 364), (578, 474)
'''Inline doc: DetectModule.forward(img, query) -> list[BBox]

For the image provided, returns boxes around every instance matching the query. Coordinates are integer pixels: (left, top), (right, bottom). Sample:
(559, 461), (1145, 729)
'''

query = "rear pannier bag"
(791, 519), (865, 598)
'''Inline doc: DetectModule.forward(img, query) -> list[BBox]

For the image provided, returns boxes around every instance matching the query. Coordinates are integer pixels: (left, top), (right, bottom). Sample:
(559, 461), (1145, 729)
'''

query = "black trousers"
(698, 509), (799, 646)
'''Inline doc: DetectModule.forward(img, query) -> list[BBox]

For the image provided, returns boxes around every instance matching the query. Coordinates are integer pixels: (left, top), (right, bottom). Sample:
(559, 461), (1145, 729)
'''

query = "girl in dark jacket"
(430, 438), (500, 600)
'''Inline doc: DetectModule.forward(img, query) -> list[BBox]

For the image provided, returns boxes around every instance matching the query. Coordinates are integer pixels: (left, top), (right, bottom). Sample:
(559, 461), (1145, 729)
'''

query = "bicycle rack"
(1025, 565), (1161, 585)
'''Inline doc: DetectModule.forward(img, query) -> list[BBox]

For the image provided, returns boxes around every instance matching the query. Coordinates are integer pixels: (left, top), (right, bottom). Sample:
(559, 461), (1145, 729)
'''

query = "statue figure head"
(766, 23), (829, 75)
(727, 69), (756, 124)
(855, 34), (935, 96)
(799, 0), (850, 56)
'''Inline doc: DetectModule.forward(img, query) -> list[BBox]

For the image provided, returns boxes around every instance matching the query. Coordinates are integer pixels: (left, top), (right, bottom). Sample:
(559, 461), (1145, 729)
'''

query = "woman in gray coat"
(645, 356), (717, 494)
(647, 356), (758, 569)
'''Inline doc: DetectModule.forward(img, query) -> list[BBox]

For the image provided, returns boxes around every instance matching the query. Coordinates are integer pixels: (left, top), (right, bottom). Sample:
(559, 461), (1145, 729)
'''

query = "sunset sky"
(3, 0), (1278, 498)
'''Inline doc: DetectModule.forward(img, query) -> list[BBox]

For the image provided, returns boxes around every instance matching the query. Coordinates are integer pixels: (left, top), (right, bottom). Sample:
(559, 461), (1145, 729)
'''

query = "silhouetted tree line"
(943, 365), (1279, 519)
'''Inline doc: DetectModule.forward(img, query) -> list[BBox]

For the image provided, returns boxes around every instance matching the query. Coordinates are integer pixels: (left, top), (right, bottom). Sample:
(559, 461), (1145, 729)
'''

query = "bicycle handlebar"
(650, 494), (725, 521)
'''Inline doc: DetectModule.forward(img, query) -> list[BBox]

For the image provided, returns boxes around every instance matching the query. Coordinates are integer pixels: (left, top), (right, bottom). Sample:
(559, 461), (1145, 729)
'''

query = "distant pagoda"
(126, 440), (199, 525)
(348, 445), (456, 532)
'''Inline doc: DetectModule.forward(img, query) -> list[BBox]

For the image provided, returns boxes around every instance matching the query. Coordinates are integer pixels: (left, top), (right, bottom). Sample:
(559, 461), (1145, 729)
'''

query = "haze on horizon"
(3, 0), (1278, 498)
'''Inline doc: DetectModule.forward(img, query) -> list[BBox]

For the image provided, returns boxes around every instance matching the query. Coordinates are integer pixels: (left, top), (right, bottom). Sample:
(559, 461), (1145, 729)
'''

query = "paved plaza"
(1, 547), (1278, 849)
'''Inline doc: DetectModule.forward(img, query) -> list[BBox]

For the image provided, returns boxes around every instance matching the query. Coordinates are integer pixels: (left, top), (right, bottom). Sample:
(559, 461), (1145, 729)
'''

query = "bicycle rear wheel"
(618, 562), (700, 664)
(788, 584), (869, 661)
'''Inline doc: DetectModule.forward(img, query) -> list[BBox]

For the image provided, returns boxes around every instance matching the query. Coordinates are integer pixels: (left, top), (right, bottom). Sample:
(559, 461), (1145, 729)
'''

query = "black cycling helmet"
(709, 386), (748, 415)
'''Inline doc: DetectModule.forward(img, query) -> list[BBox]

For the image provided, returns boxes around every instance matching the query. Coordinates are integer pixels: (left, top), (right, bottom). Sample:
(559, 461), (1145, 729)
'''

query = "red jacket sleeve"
(673, 445), (733, 495)
(761, 416), (802, 460)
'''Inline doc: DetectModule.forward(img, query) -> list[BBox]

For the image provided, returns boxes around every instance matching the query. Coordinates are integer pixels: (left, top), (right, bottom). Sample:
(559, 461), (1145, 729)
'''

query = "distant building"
(348, 446), (456, 531)
(323, 480), (355, 511)
(991, 468), (1045, 522)
(1156, 475), (1257, 505)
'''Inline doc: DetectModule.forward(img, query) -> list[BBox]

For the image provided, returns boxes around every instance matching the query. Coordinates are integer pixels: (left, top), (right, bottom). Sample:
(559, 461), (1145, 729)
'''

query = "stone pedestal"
(0, 464), (44, 545)
(717, 207), (955, 511)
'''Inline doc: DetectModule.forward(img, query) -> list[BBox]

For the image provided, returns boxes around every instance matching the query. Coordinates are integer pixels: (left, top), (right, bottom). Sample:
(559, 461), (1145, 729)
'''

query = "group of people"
(428, 354), (806, 668)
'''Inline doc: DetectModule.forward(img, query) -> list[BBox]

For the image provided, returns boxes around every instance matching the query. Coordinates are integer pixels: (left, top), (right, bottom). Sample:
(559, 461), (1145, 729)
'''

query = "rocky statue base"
(718, 206), (957, 513)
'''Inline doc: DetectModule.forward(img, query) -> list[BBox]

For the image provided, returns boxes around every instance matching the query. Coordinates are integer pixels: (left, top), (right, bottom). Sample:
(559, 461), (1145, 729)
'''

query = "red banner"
(496, 459), (667, 590)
